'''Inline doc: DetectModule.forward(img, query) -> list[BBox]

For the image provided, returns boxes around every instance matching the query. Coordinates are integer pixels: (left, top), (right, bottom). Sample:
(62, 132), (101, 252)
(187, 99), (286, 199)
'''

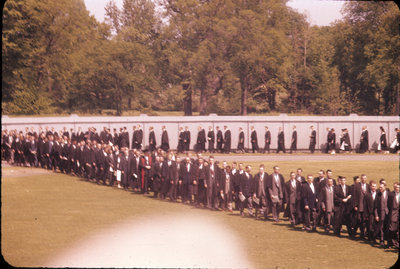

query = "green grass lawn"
(2, 161), (398, 268)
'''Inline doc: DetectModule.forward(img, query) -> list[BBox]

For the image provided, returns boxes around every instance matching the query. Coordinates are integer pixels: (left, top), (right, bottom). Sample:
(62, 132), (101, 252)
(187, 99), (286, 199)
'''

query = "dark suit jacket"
(251, 131), (258, 145)
(310, 130), (316, 145)
(238, 131), (244, 145)
(387, 191), (399, 230)
(180, 162), (195, 185)
(291, 130), (297, 149)
(239, 172), (253, 197)
(224, 130), (231, 150)
(319, 185), (335, 212)
(265, 131), (271, 145)
(197, 129), (206, 144)
(301, 183), (318, 210)
(254, 172), (268, 197)
(216, 130), (223, 145)
(161, 130), (169, 151)
(285, 179), (302, 204)
(374, 190), (389, 219)
(266, 173), (285, 202)
(149, 131), (156, 149)
(220, 170), (233, 194)
(278, 131), (285, 144)
(207, 131), (215, 144)
(334, 184), (351, 213)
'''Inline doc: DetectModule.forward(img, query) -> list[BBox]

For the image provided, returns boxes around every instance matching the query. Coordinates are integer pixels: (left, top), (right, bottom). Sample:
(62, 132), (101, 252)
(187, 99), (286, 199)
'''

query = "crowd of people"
(1, 125), (399, 251)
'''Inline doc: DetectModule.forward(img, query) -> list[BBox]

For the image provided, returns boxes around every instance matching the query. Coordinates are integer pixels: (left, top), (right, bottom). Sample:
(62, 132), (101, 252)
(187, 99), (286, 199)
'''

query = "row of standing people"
(3, 128), (398, 250)
(3, 125), (400, 157)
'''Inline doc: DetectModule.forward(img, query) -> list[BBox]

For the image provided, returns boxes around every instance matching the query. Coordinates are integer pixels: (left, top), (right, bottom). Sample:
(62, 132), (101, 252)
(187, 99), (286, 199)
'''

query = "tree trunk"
(241, 77), (248, 116)
(199, 87), (207, 115)
(183, 82), (192, 116)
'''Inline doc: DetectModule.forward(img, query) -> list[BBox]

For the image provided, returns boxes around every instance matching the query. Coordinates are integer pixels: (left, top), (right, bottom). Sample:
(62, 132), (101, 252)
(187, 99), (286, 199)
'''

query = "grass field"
(1, 160), (399, 268)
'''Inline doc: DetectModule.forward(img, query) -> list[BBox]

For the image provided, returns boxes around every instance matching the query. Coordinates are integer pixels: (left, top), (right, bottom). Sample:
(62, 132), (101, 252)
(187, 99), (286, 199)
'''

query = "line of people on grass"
(2, 125), (400, 158)
(2, 126), (398, 251)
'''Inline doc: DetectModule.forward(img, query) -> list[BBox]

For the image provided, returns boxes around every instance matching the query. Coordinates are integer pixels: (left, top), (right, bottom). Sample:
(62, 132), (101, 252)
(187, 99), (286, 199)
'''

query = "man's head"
(273, 166), (280, 174)
(370, 180), (377, 192)
(259, 164), (264, 174)
(361, 174), (367, 184)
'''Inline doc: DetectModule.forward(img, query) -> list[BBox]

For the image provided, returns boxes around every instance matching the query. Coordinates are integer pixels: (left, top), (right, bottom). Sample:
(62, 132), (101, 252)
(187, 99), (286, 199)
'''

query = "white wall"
(2, 114), (399, 152)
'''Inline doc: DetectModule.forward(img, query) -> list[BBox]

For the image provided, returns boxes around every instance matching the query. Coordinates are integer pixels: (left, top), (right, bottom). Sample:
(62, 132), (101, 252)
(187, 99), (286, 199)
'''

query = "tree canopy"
(2, 0), (399, 115)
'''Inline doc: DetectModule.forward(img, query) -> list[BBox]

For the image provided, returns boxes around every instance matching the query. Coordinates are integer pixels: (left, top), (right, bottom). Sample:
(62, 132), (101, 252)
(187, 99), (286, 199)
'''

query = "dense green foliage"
(2, 0), (399, 115)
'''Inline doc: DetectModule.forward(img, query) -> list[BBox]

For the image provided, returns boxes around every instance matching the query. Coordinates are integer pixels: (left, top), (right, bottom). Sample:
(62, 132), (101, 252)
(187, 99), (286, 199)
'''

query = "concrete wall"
(2, 114), (399, 152)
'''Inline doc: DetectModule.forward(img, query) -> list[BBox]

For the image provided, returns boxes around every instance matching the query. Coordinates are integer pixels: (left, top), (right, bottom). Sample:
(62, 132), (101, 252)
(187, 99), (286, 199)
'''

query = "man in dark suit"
(250, 126), (259, 153)
(237, 127), (245, 153)
(136, 125), (143, 150)
(151, 155), (163, 198)
(206, 156), (219, 210)
(148, 126), (156, 152)
(348, 176), (361, 238)
(177, 127), (185, 153)
(180, 156), (195, 204)
(207, 126), (215, 153)
(319, 177), (335, 233)
(360, 126), (369, 153)
(100, 127), (108, 144)
(169, 156), (181, 201)
(333, 176), (352, 237)
(387, 183), (399, 249)
(253, 164), (268, 219)
(112, 128), (119, 147)
(364, 180), (378, 243)
(353, 174), (370, 239)
(161, 126), (169, 152)
(44, 135), (54, 169)
(216, 126), (223, 153)
(220, 164), (234, 211)
(285, 171), (302, 226)
(267, 166), (285, 222)
(162, 153), (176, 200)
(276, 127), (285, 153)
(183, 126), (191, 152)
(264, 126), (271, 153)
(28, 135), (38, 167)
(290, 126), (297, 154)
(340, 128), (351, 152)
(374, 182), (389, 248)
(309, 125), (316, 153)
(223, 126), (231, 153)
(302, 175), (319, 231)
(295, 168), (306, 184)
(120, 127), (130, 149)
(238, 165), (254, 217)
(196, 126), (206, 153)
(190, 157), (201, 205)
(120, 148), (131, 190)
(139, 150), (152, 194)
